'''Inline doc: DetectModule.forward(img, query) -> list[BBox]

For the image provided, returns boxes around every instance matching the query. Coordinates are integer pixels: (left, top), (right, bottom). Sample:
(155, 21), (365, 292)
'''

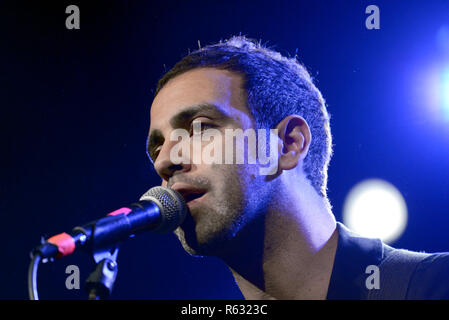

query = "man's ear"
(276, 115), (311, 171)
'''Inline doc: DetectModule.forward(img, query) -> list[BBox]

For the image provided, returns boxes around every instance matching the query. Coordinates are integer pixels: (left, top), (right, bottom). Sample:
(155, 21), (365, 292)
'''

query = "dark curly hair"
(154, 36), (333, 199)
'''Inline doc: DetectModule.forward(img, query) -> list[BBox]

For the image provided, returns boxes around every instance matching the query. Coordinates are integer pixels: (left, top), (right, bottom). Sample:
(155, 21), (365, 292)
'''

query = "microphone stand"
(85, 246), (120, 300)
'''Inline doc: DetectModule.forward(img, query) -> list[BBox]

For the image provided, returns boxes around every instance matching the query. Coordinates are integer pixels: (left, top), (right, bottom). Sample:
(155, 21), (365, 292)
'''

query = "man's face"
(148, 68), (272, 256)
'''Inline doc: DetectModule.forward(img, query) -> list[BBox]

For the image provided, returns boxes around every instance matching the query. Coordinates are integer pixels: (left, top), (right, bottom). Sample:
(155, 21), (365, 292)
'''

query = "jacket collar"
(326, 222), (384, 299)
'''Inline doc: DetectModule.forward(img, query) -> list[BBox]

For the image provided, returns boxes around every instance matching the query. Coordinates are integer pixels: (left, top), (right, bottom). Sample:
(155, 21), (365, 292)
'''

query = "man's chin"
(173, 222), (231, 258)
(172, 200), (245, 257)
(173, 227), (204, 257)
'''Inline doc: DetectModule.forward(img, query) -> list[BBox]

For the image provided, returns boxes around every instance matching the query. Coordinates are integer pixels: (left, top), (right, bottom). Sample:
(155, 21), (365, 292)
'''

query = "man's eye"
(189, 121), (216, 135)
(200, 123), (216, 130)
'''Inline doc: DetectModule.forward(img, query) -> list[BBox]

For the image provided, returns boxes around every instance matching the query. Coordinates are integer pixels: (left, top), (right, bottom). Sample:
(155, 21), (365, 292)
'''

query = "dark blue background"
(2, 0), (448, 299)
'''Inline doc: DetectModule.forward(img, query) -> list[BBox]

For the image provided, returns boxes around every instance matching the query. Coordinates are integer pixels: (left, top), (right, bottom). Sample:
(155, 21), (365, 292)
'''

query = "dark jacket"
(326, 222), (449, 299)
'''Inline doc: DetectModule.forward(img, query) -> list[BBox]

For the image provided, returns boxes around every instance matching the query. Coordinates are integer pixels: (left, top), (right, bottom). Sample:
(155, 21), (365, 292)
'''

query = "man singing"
(146, 36), (449, 299)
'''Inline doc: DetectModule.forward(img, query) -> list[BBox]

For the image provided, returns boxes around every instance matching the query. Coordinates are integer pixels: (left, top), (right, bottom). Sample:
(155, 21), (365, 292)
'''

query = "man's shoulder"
(406, 251), (449, 299)
(375, 246), (449, 299)
(332, 223), (449, 299)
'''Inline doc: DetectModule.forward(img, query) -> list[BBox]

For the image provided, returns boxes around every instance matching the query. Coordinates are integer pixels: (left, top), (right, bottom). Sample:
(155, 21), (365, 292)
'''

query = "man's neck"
(224, 182), (338, 300)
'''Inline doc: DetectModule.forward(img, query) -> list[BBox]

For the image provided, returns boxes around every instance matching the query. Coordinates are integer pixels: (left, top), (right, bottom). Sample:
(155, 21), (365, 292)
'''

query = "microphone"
(32, 186), (187, 260)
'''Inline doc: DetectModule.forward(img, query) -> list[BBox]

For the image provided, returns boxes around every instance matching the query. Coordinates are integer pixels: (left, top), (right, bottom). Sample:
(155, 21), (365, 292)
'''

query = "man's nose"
(154, 140), (191, 181)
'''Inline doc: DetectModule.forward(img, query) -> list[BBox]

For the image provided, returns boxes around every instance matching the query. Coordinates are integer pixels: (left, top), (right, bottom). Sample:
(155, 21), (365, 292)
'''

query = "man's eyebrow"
(147, 103), (228, 163)
(169, 103), (229, 128)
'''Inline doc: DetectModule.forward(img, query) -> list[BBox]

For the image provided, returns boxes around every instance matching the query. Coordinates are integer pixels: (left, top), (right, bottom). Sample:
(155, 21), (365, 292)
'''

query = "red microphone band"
(47, 232), (75, 258)
(47, 207), (132, 258)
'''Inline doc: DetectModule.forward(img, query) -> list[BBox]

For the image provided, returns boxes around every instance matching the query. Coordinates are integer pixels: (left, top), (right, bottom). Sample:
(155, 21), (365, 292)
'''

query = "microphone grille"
(139, 186), (187, 233)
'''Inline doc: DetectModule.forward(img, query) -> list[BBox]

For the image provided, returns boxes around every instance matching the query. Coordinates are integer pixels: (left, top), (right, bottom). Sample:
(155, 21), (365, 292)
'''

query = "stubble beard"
(173, 163), (261, 258)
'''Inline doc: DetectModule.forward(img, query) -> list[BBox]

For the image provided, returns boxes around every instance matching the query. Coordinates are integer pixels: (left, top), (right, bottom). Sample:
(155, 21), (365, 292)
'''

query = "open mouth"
(170, 183), (207, 205)
(183, 191), (206, 203)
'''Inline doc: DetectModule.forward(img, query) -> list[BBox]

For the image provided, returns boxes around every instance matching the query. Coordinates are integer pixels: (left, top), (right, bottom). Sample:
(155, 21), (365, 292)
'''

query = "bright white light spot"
(441, 68), (449, 120)
(343, 179), (408, 244)
(415, 63), (449, 123)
